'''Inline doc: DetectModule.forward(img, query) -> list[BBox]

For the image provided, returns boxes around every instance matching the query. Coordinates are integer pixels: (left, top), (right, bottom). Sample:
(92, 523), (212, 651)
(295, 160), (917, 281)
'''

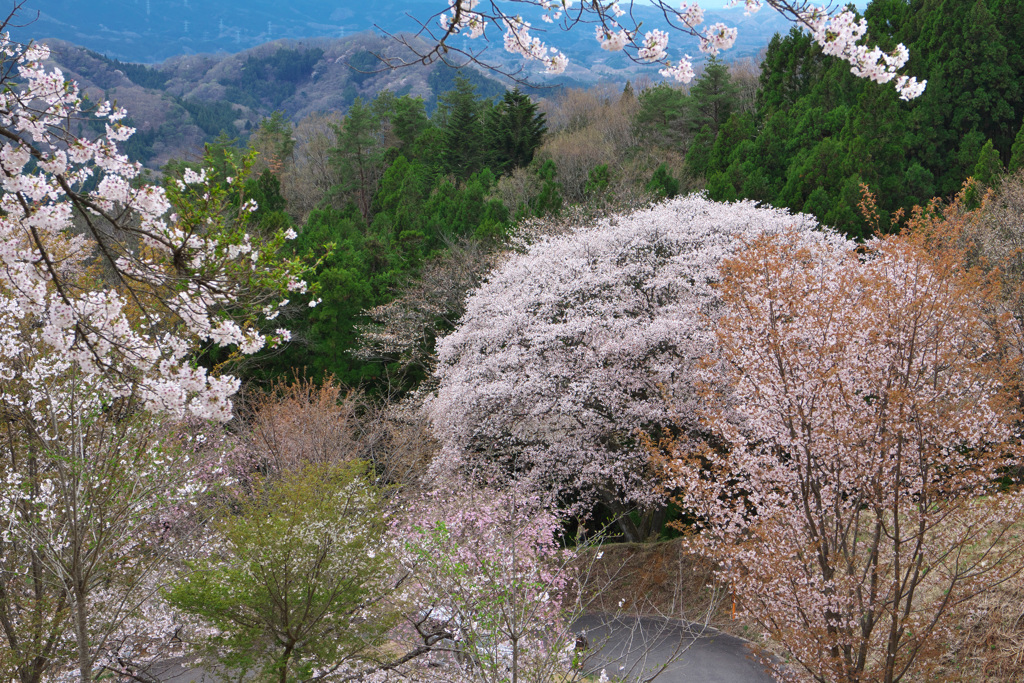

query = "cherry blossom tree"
(0, 25), (310, 421)
(427, 195), (821, 541)
(393, 478), (583, 683)
(388, 0), (925, 99)
(664, 227), (1024, 683)
(0, 13), (313, 682)
(0, 351), (228, 683)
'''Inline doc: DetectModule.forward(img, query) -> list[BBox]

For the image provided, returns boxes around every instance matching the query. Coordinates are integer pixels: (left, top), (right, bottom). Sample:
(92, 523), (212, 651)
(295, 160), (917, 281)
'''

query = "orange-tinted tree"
(666, 228), (1024, 683)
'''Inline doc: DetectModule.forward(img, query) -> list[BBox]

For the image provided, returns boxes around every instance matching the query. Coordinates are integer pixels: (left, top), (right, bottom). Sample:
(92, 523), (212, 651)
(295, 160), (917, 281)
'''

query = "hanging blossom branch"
(383, 0), (925, 99)
(0, 28), (317, 421)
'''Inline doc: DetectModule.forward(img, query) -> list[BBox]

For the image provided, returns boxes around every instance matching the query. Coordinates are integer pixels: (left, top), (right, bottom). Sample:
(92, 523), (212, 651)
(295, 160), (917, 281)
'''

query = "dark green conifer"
(972, 138), (1004, 186)
(485, 88), (547, 173)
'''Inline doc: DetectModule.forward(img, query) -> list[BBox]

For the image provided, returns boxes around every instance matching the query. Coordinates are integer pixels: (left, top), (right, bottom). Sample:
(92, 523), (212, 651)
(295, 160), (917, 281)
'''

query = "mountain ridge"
(16, 0), (791, 66)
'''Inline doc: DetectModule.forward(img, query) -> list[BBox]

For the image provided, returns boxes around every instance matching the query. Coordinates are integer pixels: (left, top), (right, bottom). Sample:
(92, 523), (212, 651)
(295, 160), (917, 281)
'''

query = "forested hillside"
(40, 33), (512, 167)
(172, 0), (1020, 393)
(4, 1), (1024, 682)
(692, 0), (1024, 236)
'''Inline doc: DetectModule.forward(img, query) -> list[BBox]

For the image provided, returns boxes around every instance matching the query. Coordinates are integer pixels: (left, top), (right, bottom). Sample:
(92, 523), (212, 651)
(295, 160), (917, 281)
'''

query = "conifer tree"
(973, 138), (1004, 186)
(533, 160), (563, 217)
(438, 75), (486, 180)
(1009, 118), (1024, 174)
(689, 56), (740, 138)
(485, 88), (547, 173)
(912, 0), (1018, 193)
(645, 163), (680, 199)
(330, 99), (386, 224)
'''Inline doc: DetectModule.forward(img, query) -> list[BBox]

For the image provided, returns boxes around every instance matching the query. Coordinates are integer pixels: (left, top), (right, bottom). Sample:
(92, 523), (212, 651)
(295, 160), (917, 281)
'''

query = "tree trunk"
(74, 581), (91, 683)
(279, 642), (294, 683)
(601, 492), (665, 543)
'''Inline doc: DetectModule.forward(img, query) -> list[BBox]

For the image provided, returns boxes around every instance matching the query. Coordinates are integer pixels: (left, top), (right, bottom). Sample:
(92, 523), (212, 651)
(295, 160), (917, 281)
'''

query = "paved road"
(135, 616), (777, 683)
(573, 614), (778, 683)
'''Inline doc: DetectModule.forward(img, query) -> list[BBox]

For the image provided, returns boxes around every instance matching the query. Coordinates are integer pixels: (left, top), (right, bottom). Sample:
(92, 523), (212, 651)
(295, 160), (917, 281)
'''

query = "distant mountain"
(39, 32), (523, 168)
(27, 2), (798, 169)
(16, 0), (793, 70)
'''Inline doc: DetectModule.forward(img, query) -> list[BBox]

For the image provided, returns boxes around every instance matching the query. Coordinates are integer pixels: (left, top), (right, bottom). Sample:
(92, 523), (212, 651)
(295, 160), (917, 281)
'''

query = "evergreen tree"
(973, 138), (1004, 186)
(485, 88), (547, 173)
(689, 57), (740, 137)
(635, 83), (691, 148)
(330, 99), (386, 224)
(756, 29), (828, 118)
(392, 96), (431, 156)
(838, 83), (908, 211)
(437, 75), (486, 180)
(584, 164), (612, 203)
(1009, 117), (1024, 175)
(911, 0), (1019, 193)
(249, 111), (295, 169)
(707, 112), (755, 177)
(645, 163), (679, 199)
(533, 160), (563, 217)
(684, 124), (715, 178)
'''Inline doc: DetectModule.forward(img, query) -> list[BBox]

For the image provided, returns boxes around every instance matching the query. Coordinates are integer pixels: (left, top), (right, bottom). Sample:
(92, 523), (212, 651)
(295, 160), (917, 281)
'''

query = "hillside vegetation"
(4, 1), (1024, 682)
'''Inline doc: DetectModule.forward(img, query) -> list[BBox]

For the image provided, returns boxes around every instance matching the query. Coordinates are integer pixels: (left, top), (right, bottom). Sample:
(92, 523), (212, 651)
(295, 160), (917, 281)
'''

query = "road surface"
(573, 614), (778, 683)
(133, 615), (778, 683)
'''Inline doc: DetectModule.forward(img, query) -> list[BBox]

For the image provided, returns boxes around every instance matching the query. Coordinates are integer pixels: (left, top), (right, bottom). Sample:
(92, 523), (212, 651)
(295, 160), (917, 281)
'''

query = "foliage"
(484, 88), (547, 174)
(394, 478), (585, 683)
(694, 0), (1024, 237)
(635, 84), (691, 148)
(331, 98), (390, 224)
(1010, 118), (1024, 174)
(533, 160), (564, 217)
(166, 462), (395, 683)
(973, 138), (1004, 187)
(665, 224), (1024, 683)
(427, 196), (821, 542)
(89, 51), (170, 89)
(222, 48), (324, 110)
(179, 98), (241, 138)
(438, 75), (488, 180)
(645, 163), (679, 199)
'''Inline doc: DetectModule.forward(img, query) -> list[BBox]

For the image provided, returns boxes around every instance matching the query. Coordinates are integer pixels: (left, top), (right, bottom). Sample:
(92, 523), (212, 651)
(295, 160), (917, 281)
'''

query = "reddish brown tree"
(666, 228), (1024, 683)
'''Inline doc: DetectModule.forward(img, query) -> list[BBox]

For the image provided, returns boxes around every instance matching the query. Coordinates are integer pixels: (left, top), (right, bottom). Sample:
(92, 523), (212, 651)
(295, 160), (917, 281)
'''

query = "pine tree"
(635, 83), (691, 147)
(645, 163), (679, 199)
(689, 57), (740, 137)
(330, 99), (386, 224)
(533, 160), (563, 217)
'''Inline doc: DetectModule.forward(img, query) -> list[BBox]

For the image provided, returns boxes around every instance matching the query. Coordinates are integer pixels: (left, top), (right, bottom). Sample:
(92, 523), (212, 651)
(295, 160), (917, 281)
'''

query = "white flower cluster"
(677, 1), (704, 27)
(596, 26), (630, 52)
(440, 0), (488, 38)
(503, 16), (569, 74)
(699, 22), (738, 56)
(659, 56), (695, 83)
(0, 33), (308, 422)
(800, 7), (926, 100)
(438, 0), (925, 97)
(638, 29), (670, 62)
(429, 195), (824, 516)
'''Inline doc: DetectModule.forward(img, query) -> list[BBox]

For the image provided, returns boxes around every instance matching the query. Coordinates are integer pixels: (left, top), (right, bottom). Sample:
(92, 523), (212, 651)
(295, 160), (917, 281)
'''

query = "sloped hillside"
(41, 32), (510, 168)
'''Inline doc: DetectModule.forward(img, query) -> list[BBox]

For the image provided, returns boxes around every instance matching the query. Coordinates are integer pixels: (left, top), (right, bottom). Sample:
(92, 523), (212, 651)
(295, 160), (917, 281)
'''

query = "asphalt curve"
(135, 615), (778, 683)
(573, 614), (778, 683)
